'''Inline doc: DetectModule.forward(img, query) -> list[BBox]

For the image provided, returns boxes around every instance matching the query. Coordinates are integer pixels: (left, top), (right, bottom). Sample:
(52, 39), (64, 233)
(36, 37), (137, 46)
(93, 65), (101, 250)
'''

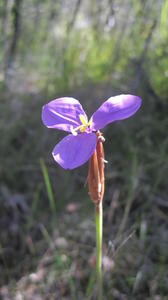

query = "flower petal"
(52, 133), (97, 169)
(42, 97), (88, 132)
(90, 94), (142, 131)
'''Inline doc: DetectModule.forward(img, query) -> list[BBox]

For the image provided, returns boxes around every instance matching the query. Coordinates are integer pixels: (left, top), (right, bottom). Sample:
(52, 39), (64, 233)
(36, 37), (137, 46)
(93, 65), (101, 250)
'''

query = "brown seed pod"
(88, 131), (105, 205)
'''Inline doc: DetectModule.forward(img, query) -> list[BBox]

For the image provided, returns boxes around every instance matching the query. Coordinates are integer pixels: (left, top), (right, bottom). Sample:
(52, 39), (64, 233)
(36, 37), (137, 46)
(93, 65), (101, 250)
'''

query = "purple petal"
(90, 94), (142, 131)
(42, 97), (88, 132)
(52, 133), (97, 169)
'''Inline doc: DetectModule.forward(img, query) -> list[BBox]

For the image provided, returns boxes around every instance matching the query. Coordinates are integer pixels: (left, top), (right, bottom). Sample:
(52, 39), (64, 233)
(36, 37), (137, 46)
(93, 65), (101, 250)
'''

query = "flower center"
(71, 114), (91, 136)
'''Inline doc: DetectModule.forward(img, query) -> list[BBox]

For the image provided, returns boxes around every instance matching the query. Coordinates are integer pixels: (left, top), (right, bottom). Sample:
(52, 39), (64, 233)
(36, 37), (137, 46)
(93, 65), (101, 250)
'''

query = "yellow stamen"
(80, 126), (86, 133)
(71, 114), (91, 135)
(78, 115), (91, 133)
(79, 114), (87, 126)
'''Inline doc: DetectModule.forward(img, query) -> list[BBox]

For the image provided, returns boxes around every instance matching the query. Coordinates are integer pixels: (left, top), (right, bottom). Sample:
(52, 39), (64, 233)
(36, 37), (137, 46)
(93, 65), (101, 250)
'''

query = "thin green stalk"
(40, 158), (56, 215)
(96, 201), (103, 300)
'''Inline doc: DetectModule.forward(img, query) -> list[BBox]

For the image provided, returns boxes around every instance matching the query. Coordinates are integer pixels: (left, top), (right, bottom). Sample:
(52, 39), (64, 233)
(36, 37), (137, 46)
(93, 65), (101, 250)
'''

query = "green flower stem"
(96, 201), (103, 300)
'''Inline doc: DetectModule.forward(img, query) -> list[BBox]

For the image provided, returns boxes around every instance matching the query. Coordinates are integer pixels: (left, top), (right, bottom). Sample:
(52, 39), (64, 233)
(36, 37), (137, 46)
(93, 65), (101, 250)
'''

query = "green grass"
(40, 158), (56, 216)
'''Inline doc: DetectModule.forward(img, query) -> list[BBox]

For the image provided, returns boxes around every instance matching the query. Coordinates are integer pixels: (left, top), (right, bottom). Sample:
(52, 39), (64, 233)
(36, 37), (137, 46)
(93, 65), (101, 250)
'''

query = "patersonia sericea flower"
(42, 95), (141, 170)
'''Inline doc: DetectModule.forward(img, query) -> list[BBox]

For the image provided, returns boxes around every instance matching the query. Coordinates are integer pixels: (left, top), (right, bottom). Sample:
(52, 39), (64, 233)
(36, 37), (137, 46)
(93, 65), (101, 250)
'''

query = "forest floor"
(0, 78), (168, 299)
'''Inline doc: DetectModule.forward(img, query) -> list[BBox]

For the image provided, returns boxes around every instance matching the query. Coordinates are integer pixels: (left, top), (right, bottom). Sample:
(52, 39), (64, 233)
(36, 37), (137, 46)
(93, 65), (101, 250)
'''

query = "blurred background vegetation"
(0, 0), (168, 299)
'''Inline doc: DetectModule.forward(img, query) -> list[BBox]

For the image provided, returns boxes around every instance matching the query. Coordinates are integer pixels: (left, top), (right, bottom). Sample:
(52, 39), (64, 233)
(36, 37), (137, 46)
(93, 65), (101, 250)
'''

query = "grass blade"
(40, 158), (56, 215)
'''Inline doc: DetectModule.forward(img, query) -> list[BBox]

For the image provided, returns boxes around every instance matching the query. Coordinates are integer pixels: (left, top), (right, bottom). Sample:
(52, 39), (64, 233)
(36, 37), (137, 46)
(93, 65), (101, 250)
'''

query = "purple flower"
(42, 95), (141, 169)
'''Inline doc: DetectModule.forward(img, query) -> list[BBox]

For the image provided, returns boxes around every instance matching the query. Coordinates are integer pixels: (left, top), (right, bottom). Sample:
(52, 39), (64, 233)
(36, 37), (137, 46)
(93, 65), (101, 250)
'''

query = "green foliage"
(1, 0), (167, 98)
(160, 0), (168, 39)
(40, 158), (56, 215)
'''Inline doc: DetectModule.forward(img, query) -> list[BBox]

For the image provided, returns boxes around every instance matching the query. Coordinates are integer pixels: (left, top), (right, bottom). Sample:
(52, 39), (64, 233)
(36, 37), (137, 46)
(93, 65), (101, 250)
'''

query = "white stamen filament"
(70, 125), (78, 136)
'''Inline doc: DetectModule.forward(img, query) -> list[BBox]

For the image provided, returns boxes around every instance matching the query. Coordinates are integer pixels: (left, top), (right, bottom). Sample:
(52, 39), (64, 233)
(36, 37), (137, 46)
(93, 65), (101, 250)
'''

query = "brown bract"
(88, 131), (105, 205)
